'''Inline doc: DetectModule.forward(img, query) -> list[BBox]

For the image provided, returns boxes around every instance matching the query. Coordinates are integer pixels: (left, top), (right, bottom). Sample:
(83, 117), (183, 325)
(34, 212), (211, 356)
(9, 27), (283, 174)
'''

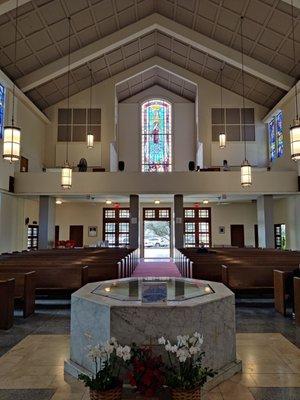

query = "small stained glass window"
(0, 84), (5, 139)
(269, 111), (283, 161)
(276, 111), (283, 158)
(141, 99), (172, 172)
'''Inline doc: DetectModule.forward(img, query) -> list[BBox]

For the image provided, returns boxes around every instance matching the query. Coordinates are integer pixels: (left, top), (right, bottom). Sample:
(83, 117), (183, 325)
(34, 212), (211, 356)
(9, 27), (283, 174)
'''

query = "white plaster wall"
(44, 79), (115, 171)
(43, 58), (269, 173)
(0, 90), (47, 190)
(0, 193), (25, 253)
(273, 196), (300, 250)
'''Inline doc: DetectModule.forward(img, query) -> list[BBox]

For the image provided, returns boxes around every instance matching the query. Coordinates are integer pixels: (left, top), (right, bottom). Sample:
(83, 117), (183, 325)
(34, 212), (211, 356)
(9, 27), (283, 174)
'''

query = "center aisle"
(132, 259), (181, 277)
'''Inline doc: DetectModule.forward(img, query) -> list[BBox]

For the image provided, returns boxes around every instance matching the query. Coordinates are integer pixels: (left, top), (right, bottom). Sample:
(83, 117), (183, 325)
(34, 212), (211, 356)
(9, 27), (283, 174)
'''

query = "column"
(174, 194), (184, 249)
(38, 196), (56, 249)
(129, 194), (139, 249)
(257, 195), (274, 248)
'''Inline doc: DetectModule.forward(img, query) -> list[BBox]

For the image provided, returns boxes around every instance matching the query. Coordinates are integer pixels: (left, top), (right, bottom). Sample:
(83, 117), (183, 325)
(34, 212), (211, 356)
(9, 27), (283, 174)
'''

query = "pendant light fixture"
(289, 0), (300, 161)
(240, 16), (252, 188)
(3, 0), (21, 162)
(218, 66), (226, 148)
(61, 16), (72, 189)
(86, 68), (94, 148)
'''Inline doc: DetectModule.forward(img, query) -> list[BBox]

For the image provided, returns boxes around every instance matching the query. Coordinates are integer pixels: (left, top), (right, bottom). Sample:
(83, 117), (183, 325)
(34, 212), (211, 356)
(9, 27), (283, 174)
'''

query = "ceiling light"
(218, 66), (226, 149)
(154, 200), (160, 205)
(203, 200), (209, 204)
(56, 200), (62, 205)
(3, 1), (21, 163)
(289, 1), (300, 161)
(61, 16), (72, 189)
(86, 67), (94, 149)
(240, 16), (252, 188)
(106, 200), (112, 205)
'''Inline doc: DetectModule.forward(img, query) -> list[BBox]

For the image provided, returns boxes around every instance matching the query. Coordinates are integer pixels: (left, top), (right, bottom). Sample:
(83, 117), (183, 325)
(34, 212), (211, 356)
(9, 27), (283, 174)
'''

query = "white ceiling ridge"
(16, 13), (295, 93)
(281, 0), (300, 10)
(0, 0), (32, 16)
(0, 68), (50, 124)
(111, 57), (199, 89)
(115, 65), (197, 88)
(263, 79), (300, 122)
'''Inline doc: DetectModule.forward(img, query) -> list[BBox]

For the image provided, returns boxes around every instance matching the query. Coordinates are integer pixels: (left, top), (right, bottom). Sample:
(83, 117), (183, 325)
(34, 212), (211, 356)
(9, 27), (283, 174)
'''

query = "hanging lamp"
(86, 67), (94, 148)
(61, 16), (72, 189)
(218, 66), (226, 148)
(240, 16), (252, 188)
(289, 0), (300, 161)
(3, 0), (21, 162)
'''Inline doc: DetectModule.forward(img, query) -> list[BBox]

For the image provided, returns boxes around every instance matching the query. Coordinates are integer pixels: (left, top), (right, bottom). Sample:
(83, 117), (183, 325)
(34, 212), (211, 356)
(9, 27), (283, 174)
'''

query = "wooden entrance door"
(70, 225), (83, 247)
(230, 225), (245, 248)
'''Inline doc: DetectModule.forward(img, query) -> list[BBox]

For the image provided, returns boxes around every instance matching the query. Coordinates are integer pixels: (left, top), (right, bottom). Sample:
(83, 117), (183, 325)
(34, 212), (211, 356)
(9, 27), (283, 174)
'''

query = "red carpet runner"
(133, 259), (181, 277)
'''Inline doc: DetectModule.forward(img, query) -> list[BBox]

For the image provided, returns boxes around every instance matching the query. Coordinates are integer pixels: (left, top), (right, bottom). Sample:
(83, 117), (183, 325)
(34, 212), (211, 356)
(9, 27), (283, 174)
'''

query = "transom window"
(141, 99), (172, 172)
(103, 208), (130, 247)
(0, 84), (5, 139)
(144, 208), (170, 220)
(184, 208), (211, 247)
(268, 111), (283, 161)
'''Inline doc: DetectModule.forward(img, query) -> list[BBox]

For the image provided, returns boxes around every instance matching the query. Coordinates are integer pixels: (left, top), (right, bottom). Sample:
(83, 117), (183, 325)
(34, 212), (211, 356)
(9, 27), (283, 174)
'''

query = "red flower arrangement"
(127, 344), (165, 398)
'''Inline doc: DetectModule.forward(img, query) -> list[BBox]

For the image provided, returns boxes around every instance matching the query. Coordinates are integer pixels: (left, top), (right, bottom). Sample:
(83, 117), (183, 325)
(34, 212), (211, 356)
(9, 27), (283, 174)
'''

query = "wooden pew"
(0, 279), (14, 330)
(274, 270), (294, 316)
(0, 271), (36, 317)
(294, 277), (300, 326)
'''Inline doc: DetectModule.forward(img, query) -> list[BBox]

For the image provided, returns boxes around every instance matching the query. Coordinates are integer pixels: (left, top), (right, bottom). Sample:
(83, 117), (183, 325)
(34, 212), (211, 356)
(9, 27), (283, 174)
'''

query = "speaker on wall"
(118, 161), (125, 171)
(188, 161), (195, 171)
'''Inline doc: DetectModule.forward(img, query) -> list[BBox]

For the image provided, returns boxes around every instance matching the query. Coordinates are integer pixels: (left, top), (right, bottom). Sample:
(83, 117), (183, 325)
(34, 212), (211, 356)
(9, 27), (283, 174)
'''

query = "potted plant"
(78, 337), (131, 400)
(127, 343), (165, 398)
(158, 332), (216, 399)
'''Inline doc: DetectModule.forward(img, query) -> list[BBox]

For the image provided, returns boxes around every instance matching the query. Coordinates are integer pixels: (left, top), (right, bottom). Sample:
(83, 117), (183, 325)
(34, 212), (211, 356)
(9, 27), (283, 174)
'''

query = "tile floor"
(0, 306), (300, 399)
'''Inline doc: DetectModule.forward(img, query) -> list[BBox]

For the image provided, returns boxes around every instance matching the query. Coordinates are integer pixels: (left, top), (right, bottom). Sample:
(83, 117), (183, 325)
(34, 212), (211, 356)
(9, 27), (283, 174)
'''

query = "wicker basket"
(89, 383), (123, 400)
(170, 386), (201, 400)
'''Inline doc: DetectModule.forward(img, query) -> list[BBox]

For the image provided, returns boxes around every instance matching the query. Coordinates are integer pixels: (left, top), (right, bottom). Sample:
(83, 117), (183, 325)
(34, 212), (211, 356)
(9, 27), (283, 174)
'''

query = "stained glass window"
(269, 117), (276, 161)
(268, 111), (283, 161)
(0, 84), (5, 139)
(276, 111), (283, 158)
(141, 99), (172, 172)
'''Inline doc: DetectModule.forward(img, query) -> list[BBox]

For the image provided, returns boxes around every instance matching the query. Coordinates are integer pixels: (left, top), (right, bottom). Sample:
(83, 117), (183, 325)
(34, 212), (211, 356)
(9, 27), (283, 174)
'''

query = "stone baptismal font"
(65, 277), (241, 388)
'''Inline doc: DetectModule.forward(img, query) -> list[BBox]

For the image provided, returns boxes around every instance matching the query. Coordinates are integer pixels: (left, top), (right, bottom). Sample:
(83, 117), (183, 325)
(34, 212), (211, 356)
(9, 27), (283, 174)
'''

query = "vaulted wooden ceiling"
(0, 0), (298, 109)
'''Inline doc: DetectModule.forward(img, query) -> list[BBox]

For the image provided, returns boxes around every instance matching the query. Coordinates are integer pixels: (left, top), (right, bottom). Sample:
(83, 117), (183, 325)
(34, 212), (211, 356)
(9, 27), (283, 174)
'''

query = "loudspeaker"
(9, 176), (15, 193)
(118, 161), (125, 171)
(188, 161), (195, 171)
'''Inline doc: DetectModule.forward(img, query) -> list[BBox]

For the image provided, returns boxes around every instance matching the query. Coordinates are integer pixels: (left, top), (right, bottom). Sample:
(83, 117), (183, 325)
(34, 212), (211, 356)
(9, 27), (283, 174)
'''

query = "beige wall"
(43, 57), (269, 173)
(0, 194), (39, 253)
(55, 202), (105, 246)
(118, 85), (196, 172)
(0, 89), (47, 191)
(266, 89), (300, 172)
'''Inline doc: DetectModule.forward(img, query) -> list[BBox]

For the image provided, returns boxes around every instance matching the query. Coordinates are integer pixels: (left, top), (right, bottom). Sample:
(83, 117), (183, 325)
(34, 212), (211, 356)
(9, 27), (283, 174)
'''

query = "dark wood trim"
(183, 207), (212, 247)
(103, 208), (130, 247)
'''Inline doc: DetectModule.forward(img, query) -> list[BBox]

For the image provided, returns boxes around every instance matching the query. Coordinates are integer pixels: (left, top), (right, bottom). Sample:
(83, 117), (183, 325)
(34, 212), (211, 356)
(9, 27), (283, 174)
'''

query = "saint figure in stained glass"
(0, 84), (5, 139)
(276, 111), (283, 158)
(141, 99), (172, 172)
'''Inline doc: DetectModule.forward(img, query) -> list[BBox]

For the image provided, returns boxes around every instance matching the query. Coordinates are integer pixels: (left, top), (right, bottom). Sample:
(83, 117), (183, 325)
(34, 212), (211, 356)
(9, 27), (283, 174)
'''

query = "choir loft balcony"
(14, 170), (298, 196)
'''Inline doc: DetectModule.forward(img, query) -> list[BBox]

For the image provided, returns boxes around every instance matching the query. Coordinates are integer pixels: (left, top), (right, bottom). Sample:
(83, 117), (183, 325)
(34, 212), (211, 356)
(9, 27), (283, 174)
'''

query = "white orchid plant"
(78, 337), (131, 392)
(158, 332), (216, 391)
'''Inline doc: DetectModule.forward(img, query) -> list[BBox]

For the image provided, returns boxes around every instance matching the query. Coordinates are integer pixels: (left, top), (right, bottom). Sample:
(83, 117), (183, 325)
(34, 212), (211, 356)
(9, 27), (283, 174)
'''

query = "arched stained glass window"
(141, 99), (172, 172)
